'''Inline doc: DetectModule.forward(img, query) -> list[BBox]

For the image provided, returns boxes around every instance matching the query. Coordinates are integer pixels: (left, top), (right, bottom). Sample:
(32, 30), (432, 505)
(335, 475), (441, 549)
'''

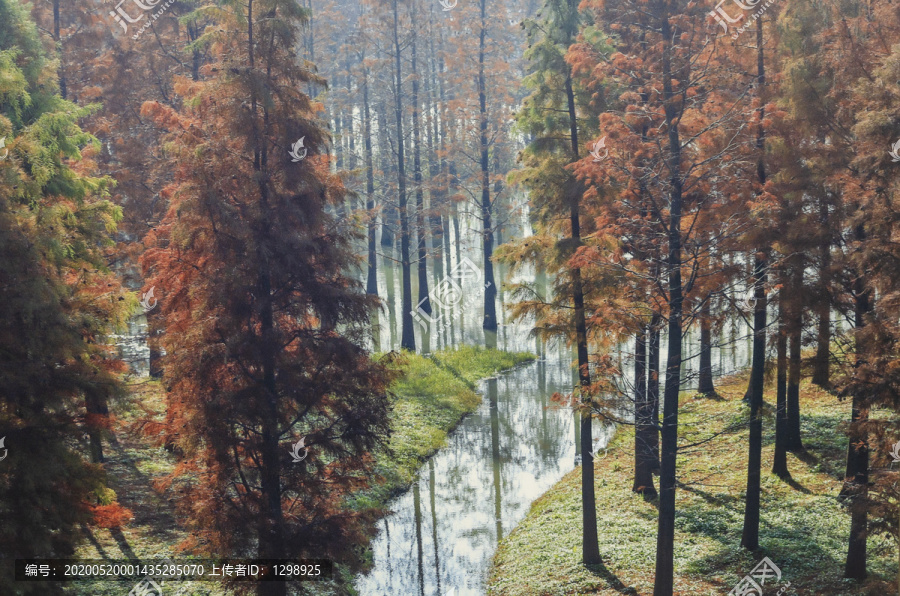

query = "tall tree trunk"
(248, 5), (285, 594)
(633, 324), (657, 497)
(813, 199), (832, 387)
(426, 25), (444, 286)
(378, 102), (396, 249)
(786, 261), (803, 452)
(478, 0), (498, 332)
(741, 20), (768, 550)
(844, 226), (871, 580)
(813, 301), (830, 387)
(698, 296), (715, 396)
(559, 0), (600, 565)
(649, 313), (661, 470)
(392, 0), (415, 351)
(363, 68), (378, 296)
(653, 9), (684, 594)
(411, 9), (431, 321)
(741, 254), (767, 550)
(772, 283), (791, 479)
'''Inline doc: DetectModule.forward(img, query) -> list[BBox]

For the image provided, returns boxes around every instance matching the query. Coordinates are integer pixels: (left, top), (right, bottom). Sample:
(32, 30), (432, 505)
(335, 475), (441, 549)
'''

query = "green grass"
(350, 345), (534, 510)
(69, 346), (533, 596)
(487, 374), (896, 596)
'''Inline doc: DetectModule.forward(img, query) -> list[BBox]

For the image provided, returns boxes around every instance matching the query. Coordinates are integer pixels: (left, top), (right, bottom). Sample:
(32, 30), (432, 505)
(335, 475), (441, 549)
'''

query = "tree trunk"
(558, 0), (600, 565)
(53, 0), (66, 100)
(741, 20), (769, 549)
(813, 195), (831, 387)
(392, 0), (415, 351)
(411, 12), (431, 321)
(654, 9), (684, 594)
(786, 262), (803, 452)
(633, 324), (657, 497)
(86, 392), (108, 463)
(649, 313), (661, 470)
(844, 226), (870, 580)
(248, 5), (286, 594)
(741, 253), (767, 550)
(478, 0), (497, 332)
(363, 68), (378, 297)
(698, 296), (715, 396)
(772, 285), (791, 479)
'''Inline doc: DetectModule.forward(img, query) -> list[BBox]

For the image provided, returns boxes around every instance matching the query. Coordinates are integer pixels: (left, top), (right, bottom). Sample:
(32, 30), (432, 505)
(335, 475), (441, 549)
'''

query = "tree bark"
(633, 324), (657, 497)
(741, 253), (767, 550)
(843, 226), (870, 580)
(53, 0), (67, 100)
(478, 0), (498, 332)
(698, 296), (715, 396)
(392, 0), (415, 351)
(653, 8), (684, 594)
(786, 261), (803, 452)
(363, 67), (378, 297)
(558, 0), (600, 565)
(649, 313), (661, 470)
(772, 284), (791, 479)
(247, 4), (286, 594)
(410, 10), (431, 322)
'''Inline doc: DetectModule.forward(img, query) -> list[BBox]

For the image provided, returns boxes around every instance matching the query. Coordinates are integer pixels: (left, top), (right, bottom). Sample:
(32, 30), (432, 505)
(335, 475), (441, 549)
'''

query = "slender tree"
(141, 3), (393, 595)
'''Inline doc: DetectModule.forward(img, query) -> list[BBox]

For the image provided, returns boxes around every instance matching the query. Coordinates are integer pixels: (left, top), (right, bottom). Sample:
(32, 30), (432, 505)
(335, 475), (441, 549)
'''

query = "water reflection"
(355, 353), (586, 596)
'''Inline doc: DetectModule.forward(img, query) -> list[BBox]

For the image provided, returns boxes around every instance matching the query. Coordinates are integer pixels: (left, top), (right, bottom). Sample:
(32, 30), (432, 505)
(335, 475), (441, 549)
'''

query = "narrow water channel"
(354, 347), (605, 596)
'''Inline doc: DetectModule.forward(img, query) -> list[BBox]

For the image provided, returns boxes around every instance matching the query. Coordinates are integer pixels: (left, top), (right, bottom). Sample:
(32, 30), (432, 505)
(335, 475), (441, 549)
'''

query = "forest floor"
(67, 346), (533, 596)
(487, 372), (896, 596)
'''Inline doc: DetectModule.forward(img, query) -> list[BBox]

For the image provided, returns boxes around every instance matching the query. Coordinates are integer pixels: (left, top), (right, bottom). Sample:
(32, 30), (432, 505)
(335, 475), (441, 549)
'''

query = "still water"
(354, 350), (604, 596)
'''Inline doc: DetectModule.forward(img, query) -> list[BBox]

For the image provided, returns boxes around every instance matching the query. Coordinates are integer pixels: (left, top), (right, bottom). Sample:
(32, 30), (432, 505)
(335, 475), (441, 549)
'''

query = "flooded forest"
(3, 0), (900, 595)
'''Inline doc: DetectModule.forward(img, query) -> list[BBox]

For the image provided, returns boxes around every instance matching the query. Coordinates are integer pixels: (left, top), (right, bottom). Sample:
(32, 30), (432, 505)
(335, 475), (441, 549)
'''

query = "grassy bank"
(487, 374), (895, 596)
(70, 346), (533, 595)
(350, 345), (535, 511)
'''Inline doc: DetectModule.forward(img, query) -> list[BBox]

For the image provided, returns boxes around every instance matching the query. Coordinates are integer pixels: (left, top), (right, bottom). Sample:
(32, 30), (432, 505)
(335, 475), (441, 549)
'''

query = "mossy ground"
(487, 374), (896, 596)
(68, 346), (533, 595)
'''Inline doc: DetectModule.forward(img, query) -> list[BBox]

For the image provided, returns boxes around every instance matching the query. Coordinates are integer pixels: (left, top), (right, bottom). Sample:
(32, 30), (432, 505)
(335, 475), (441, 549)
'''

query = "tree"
(573, 0), (755, 589)
(141, 2), (393, 594)
(0, 0), (127, 591)
(505, 0), (605, 565)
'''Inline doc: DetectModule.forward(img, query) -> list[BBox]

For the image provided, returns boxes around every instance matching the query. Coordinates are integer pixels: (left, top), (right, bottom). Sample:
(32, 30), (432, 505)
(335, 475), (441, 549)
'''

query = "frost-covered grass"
(488, 374), (896, 596)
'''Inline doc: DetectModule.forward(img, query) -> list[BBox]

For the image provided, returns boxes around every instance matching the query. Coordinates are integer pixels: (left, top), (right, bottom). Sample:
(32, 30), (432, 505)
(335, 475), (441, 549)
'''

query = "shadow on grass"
(585, 560), (640, 595)
(109, 527), (139, 560)
(80, 525), (110, 559)
(780, 474), (812, 494)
